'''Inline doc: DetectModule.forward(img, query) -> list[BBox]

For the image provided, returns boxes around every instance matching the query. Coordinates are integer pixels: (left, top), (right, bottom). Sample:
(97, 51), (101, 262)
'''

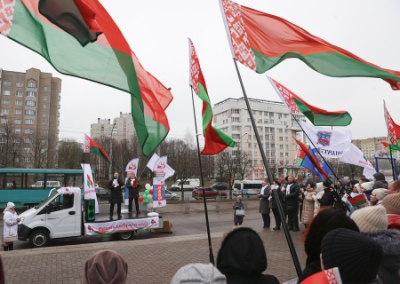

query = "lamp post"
(108, 123), (116, 179)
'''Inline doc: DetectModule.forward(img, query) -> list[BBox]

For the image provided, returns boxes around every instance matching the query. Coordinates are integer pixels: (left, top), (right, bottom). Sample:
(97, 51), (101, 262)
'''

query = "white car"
(165, 189), (178, 200)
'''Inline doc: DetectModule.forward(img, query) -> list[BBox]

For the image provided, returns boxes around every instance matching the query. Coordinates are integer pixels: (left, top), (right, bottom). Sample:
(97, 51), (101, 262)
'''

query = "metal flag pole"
(389, 144), (397, 180)
(190, 87), (215, 265)
(232, 59), (303, 280)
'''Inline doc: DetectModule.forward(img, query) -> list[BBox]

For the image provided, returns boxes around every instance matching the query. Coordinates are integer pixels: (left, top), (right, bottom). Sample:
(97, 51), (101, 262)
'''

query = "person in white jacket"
(3, 202), (20, 251)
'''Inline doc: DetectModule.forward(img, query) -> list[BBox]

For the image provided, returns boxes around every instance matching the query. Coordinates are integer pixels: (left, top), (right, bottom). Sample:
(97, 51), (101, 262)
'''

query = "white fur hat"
(7, 202), (15, 208)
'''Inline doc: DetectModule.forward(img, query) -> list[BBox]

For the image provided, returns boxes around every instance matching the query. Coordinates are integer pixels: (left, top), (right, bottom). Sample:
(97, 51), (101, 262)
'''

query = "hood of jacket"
(217, 227), (267, 277)
(3, 207), (12, 214)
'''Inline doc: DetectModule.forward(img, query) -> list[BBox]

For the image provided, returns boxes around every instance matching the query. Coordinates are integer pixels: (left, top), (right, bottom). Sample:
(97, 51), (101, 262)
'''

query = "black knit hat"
(322, 181), (331, 188)
(321, 228), (383, 283)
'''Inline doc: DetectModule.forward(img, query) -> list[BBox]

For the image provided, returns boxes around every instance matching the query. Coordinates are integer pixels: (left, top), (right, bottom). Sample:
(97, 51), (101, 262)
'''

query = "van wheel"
(119, 231), (133, 240)
(29, 229), (49, 248)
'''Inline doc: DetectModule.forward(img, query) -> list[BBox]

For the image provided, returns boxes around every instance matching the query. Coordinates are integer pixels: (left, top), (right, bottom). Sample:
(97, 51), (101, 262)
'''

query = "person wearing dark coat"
(284, 176), (300, 231)
(270, 180), (284, 230)
(217, 227), (280, 284)
(318, 181), (335, 207)
(257, 179), (271, 228)
(125, 172), (140, 214)
(108, 172), (124, 220)
(233, 195), (244, 226)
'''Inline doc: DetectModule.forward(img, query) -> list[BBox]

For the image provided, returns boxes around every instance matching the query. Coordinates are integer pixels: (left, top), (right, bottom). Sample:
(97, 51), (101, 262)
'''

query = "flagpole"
(190, 87), (215, 265)
(232, 59), (303, 280)
(389, 144), (396, 180)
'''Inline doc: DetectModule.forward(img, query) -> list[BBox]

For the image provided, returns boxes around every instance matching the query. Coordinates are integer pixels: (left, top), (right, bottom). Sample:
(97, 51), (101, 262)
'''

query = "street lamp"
(108, 123), (116, 179)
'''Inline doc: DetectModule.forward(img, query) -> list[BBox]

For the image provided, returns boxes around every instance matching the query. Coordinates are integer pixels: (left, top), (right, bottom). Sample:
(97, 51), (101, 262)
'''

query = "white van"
(232, 180), (263, 196)
(170, 178), (200, 191)
(31, 181), (61, 188)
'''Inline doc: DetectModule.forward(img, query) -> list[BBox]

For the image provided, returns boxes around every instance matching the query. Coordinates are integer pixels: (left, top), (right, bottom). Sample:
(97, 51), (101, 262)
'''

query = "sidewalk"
(1, 200), (307, 284)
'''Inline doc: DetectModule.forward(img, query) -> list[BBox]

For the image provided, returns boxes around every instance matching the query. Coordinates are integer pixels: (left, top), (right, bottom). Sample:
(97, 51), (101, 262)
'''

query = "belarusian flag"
(0, 0), (172, 157)
(219, 0), (400, 90)
(188, 38), (235, 155)
(348, 194), (367, 207)
(380, 142), (400, 154)
(84, 134), (110, 162)
(268, 77), (352, 126)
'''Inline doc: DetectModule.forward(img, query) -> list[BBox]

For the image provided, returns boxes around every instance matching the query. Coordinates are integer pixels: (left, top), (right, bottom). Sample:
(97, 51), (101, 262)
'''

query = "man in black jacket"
(108, 172), (124, 220)
(284, 176), (300, 232)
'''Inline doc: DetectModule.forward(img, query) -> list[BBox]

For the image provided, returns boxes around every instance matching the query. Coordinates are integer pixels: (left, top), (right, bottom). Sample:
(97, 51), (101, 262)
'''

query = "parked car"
(165, 189), (178, 200)
(31, 181), (61, 188)
(170, 178), (200, 191)
(95, 187), (111, 201)
(192, 187), (227, 199)
(211, 182), (228, 191)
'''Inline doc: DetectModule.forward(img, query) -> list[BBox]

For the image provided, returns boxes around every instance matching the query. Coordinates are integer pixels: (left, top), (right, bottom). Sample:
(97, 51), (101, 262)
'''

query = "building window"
(3, 90), (10, 96)
(42, 131), (48, 136)
(23, 157), (31, 162)
(0, 109), (9, 115)
(14, 119), (21, 124)
(232, 134), (240, 139)
(14, 109), (22, 115)
(27, 80), (36, 88)
(25, 110), (35, 115)
(24, 138), (32, 143)
(279, 129), (283, 133)
(2, 99), (9, 105)
(1, 118), (8, 124)
(3, 80), (11, 86)
(26, 91), (36, 97)
(15, 100), (23, 106)
(44, 95), (50, 101)
(14, 138), (20, 143)
(25, 129), (34, 134)
(16, 91), (23, 97)
(42, 122), (49, 126)
(26, 101), (36, 106)
(42, 112), (49, 118)
(270, 119), (274, 124)
(43, 86), (50, 92)
(43, 104), (50, 109)
(16, 81), (24, 88)
(25, 119), (34, 125)
(14, 128), (21, 134)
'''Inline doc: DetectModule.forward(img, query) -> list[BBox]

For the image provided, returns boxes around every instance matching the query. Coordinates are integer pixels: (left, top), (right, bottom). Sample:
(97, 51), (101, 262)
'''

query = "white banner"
(300, 121), (352, 158)
(339, 144), (376, 179)
(146, 153), (160, 170)
(81, 163), (99, 213)
(125, 158), (139, 175)
(152, 156), (168, 208)
(84, 217), (159, 235)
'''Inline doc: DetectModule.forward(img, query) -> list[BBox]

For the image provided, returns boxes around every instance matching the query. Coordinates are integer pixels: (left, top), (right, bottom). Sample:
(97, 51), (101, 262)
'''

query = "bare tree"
(0, 117), (21, 167)
(57, 139), (83, 169)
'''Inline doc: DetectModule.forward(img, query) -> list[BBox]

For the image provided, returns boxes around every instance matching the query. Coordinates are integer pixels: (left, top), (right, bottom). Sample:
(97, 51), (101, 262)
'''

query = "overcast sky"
(2, 0), (400, 144)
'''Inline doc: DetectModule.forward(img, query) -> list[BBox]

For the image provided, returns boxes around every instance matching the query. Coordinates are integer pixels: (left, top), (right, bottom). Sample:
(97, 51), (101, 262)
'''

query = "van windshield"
(35, 190), (58, 209)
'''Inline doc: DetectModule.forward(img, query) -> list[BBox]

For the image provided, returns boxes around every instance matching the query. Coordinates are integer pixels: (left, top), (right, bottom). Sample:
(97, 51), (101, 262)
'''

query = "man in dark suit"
(257, 179), (271, 228)
(284, 176), (300, 231)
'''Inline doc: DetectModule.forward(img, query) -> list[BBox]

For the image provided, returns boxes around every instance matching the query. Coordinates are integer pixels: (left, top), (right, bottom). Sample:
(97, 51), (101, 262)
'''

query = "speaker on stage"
(85, 199), (96, 222)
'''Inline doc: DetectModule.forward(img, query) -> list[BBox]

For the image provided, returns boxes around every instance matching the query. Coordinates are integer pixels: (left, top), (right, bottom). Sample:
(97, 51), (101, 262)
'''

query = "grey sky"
(1, 0), (399, 144)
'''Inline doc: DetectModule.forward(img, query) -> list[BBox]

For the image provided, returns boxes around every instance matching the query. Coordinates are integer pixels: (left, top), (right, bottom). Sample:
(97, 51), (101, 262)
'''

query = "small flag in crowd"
(301, 267), (342, 284)
(348, 194), (368, 207)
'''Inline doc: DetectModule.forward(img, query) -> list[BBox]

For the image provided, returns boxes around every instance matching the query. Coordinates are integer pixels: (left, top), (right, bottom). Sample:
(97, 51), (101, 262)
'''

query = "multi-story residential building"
(213, 97), (305, 179)
(353, 136), (399, 160)
(0, 68), (61, 167)
(90, 112), (135, 142)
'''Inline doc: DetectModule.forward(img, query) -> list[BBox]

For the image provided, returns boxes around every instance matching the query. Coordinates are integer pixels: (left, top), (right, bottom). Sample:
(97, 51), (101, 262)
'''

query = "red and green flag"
(188, 38), (235, 155)
(220, 0), (400, 90)
(0, 0), (172, 157)
(380, 142), (400, 154)
(348, 194), (368, 207)
(84, 134), (110, 162)
(269, 77), (352, 126)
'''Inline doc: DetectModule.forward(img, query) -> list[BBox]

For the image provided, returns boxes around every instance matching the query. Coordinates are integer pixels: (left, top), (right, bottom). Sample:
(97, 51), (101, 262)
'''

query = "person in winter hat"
(370, 188), (388, 205)
(3, 202), (20, 251)
(302, 207), (360, 279)
(217, 227), (279, 284)
(381, 193), (400, 231)
(84, 250), (128, 284)
(171, 263), (226, 284)
(350, 206), (387, 232)
(320, 228), (383, 284)
(361, 181), (375, 201)
(312, 182), (325, 216)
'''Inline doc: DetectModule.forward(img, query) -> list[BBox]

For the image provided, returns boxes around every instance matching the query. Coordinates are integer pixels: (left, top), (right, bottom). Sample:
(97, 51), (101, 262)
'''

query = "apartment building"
(353, 136), (399, 160)
(213, 97), (304, 179)
(0, 68), (61, 167)
(91, 112), (135, 142)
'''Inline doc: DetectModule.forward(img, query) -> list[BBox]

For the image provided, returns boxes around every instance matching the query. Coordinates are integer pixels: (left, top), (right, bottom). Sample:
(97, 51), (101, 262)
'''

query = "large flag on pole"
(84, 134), (110, 162)
(219, 0), (400, 90)
(268, 77), (352, 126)
(189, 38), (235, 155)
(299, 121), (352, 158)
(1, 0), (173, 157)
(339, 144), (376, 179)
(294, 138), (330, 181)
(380, 141), (400, 154)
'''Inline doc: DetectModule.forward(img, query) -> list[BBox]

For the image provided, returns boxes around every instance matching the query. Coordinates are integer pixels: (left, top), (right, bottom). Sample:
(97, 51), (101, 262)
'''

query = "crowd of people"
(2, 172), (400, 283)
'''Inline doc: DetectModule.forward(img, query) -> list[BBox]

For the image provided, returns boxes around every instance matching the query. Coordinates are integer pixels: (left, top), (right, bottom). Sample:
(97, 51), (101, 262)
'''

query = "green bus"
(0, 168), (87, 208)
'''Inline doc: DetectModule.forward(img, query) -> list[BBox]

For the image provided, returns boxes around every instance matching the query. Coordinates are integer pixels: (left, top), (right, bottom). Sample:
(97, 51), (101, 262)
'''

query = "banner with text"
(84, 217), (159, 235)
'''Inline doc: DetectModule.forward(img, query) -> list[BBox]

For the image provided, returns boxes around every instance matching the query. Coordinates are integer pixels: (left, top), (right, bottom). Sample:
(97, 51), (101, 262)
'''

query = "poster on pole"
(152, 156), (167, 208)
(81, 163), (99, 213)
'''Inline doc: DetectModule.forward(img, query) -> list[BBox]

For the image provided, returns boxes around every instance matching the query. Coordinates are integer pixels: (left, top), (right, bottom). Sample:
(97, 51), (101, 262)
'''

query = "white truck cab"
(18, 187), (160, 247)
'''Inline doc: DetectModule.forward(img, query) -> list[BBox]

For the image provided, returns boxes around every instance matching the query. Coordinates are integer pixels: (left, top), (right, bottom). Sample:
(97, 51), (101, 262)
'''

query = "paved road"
(1, 199), (307, 283)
